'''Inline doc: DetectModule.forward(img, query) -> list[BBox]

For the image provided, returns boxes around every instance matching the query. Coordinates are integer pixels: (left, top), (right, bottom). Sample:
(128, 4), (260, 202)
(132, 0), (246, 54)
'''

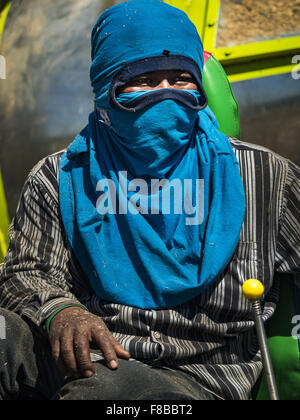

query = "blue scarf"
(59, 0), (246, 309)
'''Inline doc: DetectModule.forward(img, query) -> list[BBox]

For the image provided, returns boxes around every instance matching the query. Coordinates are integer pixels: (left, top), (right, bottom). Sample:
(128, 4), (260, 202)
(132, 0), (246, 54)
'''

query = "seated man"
(0, 0), (299, 401)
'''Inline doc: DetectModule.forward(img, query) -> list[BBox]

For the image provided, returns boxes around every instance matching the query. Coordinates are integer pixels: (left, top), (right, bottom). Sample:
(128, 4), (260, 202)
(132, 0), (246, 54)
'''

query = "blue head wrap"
(90, 0), (206, 110)
(59, 0), (246, 309)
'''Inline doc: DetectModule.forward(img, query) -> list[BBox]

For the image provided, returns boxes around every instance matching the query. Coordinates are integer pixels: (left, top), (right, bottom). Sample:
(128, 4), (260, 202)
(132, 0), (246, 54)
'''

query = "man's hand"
(49, 307), (131, 378)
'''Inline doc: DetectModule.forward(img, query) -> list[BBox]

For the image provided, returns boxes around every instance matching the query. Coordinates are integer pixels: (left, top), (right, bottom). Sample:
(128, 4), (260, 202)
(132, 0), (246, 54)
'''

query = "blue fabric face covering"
(59, 0), (246, 309)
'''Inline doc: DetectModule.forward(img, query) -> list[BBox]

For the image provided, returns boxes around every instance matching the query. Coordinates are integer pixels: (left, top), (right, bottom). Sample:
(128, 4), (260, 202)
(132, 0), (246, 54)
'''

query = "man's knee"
(0, 308), (31, 341)
(54, 359), (211, 400)
(0, 308), (36, 366)
(0, 307), (63, 400)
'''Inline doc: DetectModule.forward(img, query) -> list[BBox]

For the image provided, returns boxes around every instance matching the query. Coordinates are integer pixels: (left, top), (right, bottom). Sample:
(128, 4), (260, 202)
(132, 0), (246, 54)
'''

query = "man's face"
(120, 70), (198, 93)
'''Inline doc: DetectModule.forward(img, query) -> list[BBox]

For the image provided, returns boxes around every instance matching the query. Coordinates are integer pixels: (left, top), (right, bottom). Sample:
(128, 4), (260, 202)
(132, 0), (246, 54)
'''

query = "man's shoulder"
(228, 137), (297, 169)
(229, 136), (282, 156)
(28, 149), (66, 183)
(25, 149), (67, 202)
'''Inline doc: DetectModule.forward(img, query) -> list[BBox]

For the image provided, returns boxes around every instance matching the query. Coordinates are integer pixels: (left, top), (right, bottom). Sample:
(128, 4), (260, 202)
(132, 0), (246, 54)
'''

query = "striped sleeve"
(0, 156), (86, 328)
(275, 161), (300, 277)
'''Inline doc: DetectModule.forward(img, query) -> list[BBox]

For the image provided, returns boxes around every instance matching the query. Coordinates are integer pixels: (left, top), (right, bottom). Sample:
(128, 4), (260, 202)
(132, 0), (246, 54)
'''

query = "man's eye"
(135, 78), (152, 85)
(174, 77), (194, 84)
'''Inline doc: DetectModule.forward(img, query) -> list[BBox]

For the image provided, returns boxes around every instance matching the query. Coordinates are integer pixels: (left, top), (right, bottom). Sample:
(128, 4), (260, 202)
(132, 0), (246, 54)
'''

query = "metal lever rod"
(242, 279), (279, 401)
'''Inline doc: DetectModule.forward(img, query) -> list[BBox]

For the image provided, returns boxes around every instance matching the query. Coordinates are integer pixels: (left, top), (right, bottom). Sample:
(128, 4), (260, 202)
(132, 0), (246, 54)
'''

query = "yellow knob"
(242, 279), (264, 300)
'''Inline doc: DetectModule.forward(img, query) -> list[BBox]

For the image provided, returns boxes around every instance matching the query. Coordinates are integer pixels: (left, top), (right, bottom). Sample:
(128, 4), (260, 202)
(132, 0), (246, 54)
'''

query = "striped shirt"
(0, 138), (299, 400)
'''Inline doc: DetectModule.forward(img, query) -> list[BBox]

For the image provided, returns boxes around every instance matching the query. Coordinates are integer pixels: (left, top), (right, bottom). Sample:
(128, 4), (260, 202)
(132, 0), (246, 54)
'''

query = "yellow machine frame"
(0, 1), (11, 262)
(165, 0), (300, 82)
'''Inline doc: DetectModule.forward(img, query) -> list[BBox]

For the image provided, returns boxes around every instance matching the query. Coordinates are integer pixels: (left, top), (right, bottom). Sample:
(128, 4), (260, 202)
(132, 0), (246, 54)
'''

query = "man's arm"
(0, 157), (130, 377)
(0, 160), (83, 326)
(275, 160), (300, 286)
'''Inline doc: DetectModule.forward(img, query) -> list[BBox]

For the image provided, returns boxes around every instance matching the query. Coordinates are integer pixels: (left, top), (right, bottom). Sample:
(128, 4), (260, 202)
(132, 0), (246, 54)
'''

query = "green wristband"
(46, 304), (87, 334)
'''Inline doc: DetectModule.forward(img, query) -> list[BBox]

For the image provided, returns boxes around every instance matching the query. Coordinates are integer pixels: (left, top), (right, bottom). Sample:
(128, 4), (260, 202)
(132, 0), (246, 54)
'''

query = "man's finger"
(92, 329), (119, 369)
(60, 333), (79, 377)
(50, 335), (71, 377)
(74, 333), (95, 377)
(50, 335), (61, 363)
(110, 336), (131, 360)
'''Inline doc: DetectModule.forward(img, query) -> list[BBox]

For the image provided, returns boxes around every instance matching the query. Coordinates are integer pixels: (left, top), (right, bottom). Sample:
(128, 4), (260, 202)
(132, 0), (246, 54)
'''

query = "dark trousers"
(0, 308), (217, 400)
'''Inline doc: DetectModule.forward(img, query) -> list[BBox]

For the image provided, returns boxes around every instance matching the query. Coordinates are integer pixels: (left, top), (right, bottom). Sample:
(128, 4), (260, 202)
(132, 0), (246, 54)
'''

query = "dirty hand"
(49, 306), (130, 378)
